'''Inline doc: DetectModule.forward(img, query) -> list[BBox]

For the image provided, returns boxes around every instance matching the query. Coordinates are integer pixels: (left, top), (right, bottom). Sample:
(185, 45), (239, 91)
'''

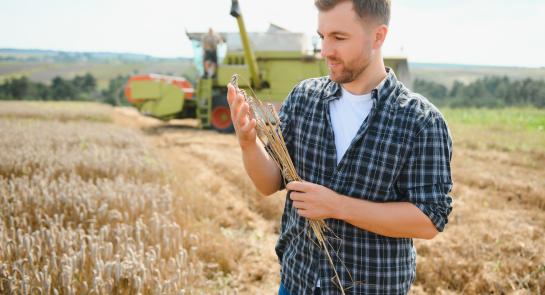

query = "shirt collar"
(322, 67), (398, 104)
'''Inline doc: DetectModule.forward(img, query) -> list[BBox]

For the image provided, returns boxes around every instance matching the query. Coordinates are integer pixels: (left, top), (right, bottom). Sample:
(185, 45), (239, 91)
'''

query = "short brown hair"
(314, 0), (391, 26)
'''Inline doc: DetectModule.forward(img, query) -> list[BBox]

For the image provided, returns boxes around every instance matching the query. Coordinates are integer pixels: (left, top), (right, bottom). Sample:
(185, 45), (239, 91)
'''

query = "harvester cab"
(125, 0), (411, 133)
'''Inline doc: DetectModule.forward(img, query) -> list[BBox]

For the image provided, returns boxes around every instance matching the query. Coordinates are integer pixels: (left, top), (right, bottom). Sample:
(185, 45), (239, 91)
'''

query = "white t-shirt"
(329, 87), (374, 165)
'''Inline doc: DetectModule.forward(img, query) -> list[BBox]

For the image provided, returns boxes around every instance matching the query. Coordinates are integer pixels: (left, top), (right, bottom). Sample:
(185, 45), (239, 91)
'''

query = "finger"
(227, 84), (235, 106)
(230, 92), (245, 121)
(297, 209), (309, 218)
(236, 102), (250, 128)
(286, 181), (307, 192)
(240, 117), (256, 133)
(292, 201), (307, 209)
(231, 97), (244, 127)
(289, 191), (306, 201)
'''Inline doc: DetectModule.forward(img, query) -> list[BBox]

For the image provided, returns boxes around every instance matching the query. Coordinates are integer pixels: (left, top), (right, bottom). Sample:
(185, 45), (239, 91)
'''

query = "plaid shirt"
(275, 69), (453, 294)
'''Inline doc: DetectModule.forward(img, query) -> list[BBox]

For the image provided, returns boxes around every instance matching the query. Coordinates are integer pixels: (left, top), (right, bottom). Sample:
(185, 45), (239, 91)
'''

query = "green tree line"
(0, 73), (128, 106)
(414, 76), (545, 108)
(3, 73), (544, 108)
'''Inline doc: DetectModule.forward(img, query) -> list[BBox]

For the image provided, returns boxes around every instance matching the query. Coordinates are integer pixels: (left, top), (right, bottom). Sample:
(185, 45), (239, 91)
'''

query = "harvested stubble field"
(0, 101), (544, 294)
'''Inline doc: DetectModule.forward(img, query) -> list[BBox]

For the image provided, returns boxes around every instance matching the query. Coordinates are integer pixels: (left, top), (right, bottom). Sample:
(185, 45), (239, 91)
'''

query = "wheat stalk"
(229, 74), (345, 294)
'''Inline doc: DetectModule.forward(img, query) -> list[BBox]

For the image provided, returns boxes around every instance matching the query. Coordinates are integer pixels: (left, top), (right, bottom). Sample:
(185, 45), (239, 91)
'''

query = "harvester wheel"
(211, 95), (235, 133)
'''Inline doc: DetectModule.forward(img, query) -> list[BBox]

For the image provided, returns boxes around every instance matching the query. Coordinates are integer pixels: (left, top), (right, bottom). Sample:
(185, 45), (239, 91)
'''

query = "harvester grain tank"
(125, 0), (411, 132)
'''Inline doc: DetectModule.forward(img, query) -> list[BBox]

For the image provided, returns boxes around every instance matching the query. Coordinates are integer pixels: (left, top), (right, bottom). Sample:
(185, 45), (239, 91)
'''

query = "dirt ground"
(113, 107), (545, 294)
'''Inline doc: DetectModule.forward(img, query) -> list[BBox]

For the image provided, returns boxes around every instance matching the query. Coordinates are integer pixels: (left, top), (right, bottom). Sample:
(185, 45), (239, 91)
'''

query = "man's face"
(317, 1), (378, 84)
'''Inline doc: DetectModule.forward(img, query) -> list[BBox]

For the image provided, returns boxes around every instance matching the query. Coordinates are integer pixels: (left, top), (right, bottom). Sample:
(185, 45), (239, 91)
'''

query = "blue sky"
(1, 0), (544, 67)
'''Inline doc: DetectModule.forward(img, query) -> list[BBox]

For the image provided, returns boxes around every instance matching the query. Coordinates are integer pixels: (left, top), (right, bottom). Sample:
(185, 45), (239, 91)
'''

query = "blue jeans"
(279, 283), (320, 295)
(278, 283), (290, 295)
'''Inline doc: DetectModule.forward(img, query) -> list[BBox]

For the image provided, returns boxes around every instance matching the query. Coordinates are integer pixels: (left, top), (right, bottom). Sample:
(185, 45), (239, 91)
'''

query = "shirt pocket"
(351, 128), (409, 201)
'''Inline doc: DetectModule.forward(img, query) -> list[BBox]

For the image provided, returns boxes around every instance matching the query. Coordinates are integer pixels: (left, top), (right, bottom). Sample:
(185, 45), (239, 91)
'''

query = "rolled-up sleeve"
(397, 112), (453, 232)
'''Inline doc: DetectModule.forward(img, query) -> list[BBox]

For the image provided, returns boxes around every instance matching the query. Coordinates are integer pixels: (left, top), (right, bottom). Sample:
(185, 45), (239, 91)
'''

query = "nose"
(320, 38), (333, 58)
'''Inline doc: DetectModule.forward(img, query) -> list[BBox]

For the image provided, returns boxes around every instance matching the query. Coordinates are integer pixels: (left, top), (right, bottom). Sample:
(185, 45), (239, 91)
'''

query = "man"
(201, 27), (223, 78)
(227, 0), (453, 294)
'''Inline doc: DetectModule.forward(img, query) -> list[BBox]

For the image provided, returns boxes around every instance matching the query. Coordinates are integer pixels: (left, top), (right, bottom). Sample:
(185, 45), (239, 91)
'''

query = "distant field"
(442, 107), (545, 131)
(441, 107), (545, 154)
(0, 60), (198, 89)
(411, 63), (545, 88)
(2, 57), (545, 91)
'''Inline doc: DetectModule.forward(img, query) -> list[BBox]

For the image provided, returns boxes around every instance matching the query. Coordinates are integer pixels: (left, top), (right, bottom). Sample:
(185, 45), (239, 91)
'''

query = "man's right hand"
(227, 84), (258, 150)
(226, 83), (283, 196)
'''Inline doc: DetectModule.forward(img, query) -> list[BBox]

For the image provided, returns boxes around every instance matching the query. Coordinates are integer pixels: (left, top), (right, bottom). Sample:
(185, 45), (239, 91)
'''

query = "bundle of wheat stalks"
(229, 74), (345, 294)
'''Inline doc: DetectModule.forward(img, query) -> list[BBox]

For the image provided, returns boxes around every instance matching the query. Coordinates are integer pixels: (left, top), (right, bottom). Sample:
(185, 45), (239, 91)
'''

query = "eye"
(334, 36), (346, 41)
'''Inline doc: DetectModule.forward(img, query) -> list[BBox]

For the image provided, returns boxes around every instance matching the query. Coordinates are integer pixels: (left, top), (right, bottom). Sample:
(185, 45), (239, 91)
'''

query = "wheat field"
(0, 102), (227, 294)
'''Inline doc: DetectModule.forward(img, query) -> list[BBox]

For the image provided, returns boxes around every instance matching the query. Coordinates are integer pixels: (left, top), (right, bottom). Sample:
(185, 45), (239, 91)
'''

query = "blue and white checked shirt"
(275, 69), (453, 294)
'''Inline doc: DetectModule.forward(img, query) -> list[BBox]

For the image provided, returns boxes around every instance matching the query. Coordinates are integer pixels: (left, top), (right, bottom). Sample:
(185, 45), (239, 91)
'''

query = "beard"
(327, 56), (369, 84)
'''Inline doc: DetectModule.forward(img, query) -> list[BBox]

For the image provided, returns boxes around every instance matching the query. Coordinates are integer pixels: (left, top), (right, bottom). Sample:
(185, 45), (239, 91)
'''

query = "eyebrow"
(316, 30), (349, 37)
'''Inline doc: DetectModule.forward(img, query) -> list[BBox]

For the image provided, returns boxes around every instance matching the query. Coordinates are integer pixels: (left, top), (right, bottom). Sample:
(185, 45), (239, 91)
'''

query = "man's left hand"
(286, 181), (341, 220)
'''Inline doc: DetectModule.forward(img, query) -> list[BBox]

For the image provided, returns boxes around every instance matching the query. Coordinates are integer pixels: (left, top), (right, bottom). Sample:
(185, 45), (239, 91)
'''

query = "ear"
(372, 24), (388, 49)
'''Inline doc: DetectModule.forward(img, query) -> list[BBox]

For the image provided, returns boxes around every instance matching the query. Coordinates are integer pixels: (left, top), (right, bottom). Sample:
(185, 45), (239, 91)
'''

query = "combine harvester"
(125, 0), (411, 132)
